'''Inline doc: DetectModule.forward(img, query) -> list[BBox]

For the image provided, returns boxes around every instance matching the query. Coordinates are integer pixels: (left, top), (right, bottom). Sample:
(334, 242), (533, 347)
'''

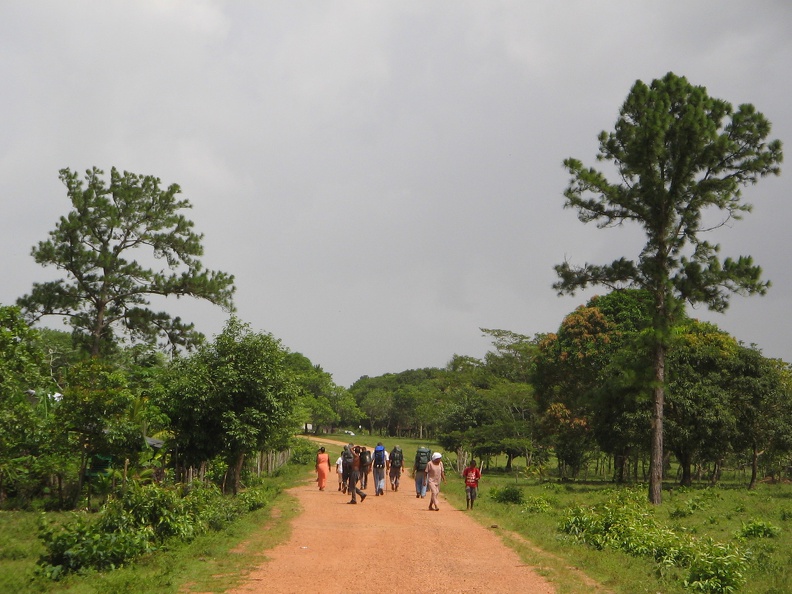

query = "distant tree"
(284, 352), (339, 433)
(19, 167), (235, 357)
(161, 318), (298, 494)
(554, 72), (782, 503)
(480, 328), (538, 384)
(729, 348), (792, 489)
(665, 320), (740, 487)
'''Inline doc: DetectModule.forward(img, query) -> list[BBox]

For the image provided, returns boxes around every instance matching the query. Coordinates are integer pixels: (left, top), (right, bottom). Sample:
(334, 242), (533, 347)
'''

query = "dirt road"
(229, 439), (556, 594)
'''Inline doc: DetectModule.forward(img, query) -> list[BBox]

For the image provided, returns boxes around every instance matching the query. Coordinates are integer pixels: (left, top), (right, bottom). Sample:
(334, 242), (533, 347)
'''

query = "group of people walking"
(314, 442), (482, 511)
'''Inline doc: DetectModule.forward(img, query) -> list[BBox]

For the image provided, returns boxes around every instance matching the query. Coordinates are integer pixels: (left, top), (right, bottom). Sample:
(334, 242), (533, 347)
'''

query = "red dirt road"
(229, 440), (556, 594)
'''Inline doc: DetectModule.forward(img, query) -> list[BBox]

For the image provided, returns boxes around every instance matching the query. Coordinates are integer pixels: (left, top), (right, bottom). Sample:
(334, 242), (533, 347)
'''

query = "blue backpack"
(373, 446), (386, 468)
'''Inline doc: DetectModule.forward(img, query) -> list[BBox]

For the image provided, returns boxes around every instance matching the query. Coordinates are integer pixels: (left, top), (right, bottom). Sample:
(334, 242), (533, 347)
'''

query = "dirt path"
(228, 439), (556, 594)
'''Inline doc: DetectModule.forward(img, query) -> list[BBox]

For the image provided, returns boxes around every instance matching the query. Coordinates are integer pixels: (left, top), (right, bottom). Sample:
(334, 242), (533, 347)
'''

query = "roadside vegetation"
(0, 446), (312, 594)
(439, 460), (792, 594)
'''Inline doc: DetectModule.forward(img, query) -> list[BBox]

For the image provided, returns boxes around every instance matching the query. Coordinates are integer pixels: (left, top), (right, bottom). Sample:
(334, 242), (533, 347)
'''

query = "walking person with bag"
(413, 446), (432, 498)
(388, 445), (405, 492)
(372, 443), (388, 496)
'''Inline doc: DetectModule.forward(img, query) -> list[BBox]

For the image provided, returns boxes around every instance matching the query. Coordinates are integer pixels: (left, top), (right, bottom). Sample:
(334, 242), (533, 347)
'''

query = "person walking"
(335, 451), (344, 492)
(359, 446), (372, 490)
(315, 447), (330, 491)
(341, 444), (354, 495)
(426, 452), (446, 511)
(413, 446), (432, 498)
(347, 446), (367, 504)
(462, 458), (482, 509)
(372, 442), (388, 496)
(388, 445), (405, 492)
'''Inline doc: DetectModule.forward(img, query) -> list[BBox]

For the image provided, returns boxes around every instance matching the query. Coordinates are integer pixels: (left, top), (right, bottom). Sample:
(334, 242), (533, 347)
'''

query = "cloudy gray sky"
(2, 2), (790, 387)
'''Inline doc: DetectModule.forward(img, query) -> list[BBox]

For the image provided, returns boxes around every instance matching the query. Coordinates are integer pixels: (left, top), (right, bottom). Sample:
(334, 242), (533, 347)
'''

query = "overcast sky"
(1, 2), (790, 387)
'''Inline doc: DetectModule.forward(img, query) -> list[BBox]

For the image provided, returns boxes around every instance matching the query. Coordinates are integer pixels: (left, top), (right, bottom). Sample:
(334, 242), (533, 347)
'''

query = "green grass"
(0, 465), (306, 593)
(441, 472), (792, 594)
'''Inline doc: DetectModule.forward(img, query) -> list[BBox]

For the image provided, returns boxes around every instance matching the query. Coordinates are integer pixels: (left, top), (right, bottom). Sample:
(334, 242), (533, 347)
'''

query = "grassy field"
(438, 464), (792, 592)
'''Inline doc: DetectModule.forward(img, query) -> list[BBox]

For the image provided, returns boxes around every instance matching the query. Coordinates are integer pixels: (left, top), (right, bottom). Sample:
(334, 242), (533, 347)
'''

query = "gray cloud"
(2, 1), (790, 386)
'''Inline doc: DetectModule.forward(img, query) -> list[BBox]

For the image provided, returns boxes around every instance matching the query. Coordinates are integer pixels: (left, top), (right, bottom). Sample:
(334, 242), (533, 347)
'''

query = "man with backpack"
(341, 444), (354, 494)
(413, 446), (432, 498)
(388, 445), (405, 492)
(372, 442), (388, 496)
(359, 446), (372, 490)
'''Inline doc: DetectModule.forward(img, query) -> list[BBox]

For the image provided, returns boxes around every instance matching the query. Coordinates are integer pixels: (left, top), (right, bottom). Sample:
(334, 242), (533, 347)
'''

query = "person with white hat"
(425, 451), (446, 511)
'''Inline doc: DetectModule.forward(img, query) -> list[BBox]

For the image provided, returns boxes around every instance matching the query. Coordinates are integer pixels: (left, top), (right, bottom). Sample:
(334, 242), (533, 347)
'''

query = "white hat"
(431, 452), (442, 460)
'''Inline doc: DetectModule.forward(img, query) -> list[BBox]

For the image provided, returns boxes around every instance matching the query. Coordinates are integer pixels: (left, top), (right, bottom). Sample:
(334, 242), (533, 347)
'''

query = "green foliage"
(522, 495), (554, 513)
(735, 519), (781, 539)
(36, 512), (154, 579)
(35, 480), (277, 579)
(289, 437), (320, 465)
(558, 488), (748, 592)
(554, 71), (783, 503)
(18, 166), (235, 357)
(0, 306), (59, 502)
(669, 489), (721, 519)
(490, 484), (525, 505)
(161, 317), (299, 493)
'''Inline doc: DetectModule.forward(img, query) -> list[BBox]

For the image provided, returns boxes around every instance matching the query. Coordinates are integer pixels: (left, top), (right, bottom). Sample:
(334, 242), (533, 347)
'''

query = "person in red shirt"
(462, 459), (482, 510)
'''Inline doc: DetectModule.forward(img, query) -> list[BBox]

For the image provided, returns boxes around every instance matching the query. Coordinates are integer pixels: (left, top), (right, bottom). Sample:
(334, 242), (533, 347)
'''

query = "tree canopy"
(18, 167), (236, 357)
(160, 318), (299, 494)
(554, 72), (782, 503)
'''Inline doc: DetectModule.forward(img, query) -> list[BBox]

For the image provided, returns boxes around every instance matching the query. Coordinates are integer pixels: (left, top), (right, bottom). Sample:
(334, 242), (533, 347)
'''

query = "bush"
(522, 496), (553, 514)
(735, 519), (781, 539)
(36, 513), (154, 579)
(36, 480), (276, 579)
(289, 437), (318, 465)
(490, 485), (525, 505)
(559, 488), (747, 593)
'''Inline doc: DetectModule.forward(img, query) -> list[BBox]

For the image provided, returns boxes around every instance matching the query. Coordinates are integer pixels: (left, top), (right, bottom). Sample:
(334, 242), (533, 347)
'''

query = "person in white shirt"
(335, 453), (344, 492)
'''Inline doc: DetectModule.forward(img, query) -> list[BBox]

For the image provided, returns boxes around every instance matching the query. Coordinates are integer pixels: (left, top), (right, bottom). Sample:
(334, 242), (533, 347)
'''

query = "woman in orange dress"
(315, 447), (330, 491)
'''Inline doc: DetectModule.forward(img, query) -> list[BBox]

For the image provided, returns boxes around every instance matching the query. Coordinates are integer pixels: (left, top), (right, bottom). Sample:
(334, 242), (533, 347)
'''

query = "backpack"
(341, 449), (353, 473)
(390, 448), (403, 468)
(360, 449), (372, 468)
(415, 447), (431, 472)
(373, 446), (386, 468)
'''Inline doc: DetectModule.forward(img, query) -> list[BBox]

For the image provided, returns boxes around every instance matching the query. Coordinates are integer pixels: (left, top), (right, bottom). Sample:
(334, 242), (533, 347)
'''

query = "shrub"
(559, 489), (747, 593)
(735, 519), (781, 539)
(36, 480), (276, 579)
(490, 485), (525, 505)
(289, 437), (318, 465)
(685, 541), (748, 594)
(522, 496), (553, 514)
(36, 513), (154, 579)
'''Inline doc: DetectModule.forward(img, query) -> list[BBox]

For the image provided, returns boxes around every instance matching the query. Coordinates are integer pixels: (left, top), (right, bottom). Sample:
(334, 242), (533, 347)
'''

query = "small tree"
(162, 318), (299, 494)
(554, 73), (782, 503)
(19, 167), (235, 357)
